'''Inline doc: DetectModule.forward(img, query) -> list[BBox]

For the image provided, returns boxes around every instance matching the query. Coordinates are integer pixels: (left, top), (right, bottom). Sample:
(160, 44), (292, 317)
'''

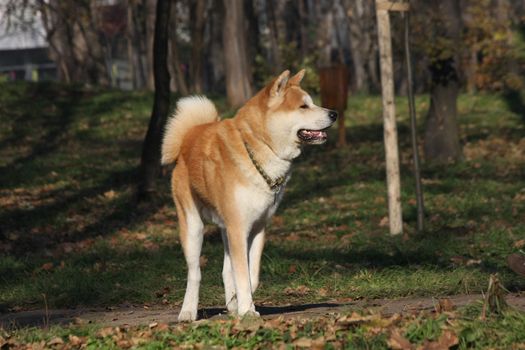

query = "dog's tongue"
(299, 129), (326, 139)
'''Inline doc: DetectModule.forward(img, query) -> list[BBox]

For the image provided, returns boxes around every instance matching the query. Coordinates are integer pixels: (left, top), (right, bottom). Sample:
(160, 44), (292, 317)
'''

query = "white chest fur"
(234, 176), (289, 230)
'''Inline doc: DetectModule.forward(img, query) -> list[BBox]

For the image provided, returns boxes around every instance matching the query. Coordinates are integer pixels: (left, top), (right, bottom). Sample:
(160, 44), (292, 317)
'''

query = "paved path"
(2, 293), (524, 330)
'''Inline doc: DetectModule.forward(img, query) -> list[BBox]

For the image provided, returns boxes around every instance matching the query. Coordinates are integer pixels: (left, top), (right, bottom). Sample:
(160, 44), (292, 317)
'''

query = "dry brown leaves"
(419, 330), (459, 350)
(283, 285), (311, 296)
(464, 137), (525, 163)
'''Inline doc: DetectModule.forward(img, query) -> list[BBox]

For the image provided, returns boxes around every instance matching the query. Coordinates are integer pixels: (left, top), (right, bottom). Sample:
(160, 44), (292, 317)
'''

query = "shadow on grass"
(1, 172), (169, 255)
(0, 83), (80, 180)
(198, 302), (344, 320)
(503, 88), (525, 124)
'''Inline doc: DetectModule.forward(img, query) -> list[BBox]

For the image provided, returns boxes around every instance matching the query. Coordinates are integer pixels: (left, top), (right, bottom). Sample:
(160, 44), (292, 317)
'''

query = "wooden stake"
(376, 1), (403, 235)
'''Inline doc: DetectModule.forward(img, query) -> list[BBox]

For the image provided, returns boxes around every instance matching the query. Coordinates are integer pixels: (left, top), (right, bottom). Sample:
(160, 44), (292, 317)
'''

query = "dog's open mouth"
(297, 128), (328, 143)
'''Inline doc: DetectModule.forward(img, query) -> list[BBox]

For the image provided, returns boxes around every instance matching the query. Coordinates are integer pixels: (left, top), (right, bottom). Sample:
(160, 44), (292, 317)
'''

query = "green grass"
(3, 304), (525, 349)
(0, 82), (524, 346)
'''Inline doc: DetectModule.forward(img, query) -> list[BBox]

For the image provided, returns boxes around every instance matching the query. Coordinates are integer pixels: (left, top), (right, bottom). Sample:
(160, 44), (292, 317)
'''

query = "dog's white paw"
(178, 309), (197, 322)
(239, 310), (260, 319)
(237, 303), (259, 318)
(226, 296), (238, 314)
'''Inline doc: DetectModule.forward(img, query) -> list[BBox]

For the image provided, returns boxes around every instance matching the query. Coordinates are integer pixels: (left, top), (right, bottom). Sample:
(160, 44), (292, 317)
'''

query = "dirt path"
(2, 293), (525, 330)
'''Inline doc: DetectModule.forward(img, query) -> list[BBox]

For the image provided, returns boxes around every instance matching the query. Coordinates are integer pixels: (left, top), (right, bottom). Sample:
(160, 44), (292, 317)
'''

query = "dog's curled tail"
(161, 96), (219, 165)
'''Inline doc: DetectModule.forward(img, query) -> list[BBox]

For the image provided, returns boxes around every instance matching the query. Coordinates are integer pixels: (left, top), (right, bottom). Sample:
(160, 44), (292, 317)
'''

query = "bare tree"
(37, 0), (110, 86)
(145, 0), (156, 91)
(126, 0), (147, 89)
(342, 0), (372, 92)
(137, 0), (172, 200)
(189, 0), (206, 93)
(222, 0), (253, 108)
(168, 0), (189, 95)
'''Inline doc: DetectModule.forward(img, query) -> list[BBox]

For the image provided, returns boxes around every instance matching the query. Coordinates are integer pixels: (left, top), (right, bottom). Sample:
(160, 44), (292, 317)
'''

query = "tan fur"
(161, 96), (219, 165)
(164, 70), (335, 321)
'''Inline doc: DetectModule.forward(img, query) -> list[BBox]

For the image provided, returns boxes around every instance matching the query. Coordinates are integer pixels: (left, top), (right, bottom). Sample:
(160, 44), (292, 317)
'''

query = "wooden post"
(376, 0), (403, 235)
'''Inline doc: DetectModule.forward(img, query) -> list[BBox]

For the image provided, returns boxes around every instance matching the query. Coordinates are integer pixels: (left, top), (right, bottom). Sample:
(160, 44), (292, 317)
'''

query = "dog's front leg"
(249, 228), (265, 293)
(227, 225), (258, 317)
(221, 229), (237, 313)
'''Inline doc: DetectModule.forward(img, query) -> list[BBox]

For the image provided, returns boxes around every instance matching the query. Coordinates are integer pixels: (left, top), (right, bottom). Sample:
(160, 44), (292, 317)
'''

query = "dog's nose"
(328, 110), (338, 122)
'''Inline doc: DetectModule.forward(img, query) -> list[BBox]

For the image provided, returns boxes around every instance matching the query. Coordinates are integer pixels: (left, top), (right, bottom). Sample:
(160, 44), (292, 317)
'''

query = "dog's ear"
(269, 70), (290, 97)
(288, 69), (305, 86)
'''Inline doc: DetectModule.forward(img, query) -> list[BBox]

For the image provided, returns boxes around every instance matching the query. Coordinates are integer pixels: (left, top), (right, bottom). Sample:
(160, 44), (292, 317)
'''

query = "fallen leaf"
(419, 329), (458, 350)
(155, 286), (171, 298)
(199, 255), (208, 267)
(293, 337), (312, 347)
(143, 241), (159, 251)
(135, 233), (147, 241)
(450, 256), (466, 265)
(28, 341), (46, 350)
(148, 322), (158, 329)
(116, 339), (132, 348)
(264, 316), (285, 329)
(288, 264), (297, 274)
(284, 285), (310, 296)
(233, 315), (264, 332)
(311, 336), (326, 350)
(514, 239), (525, 249)
(104, 190), (116, 199)
(97, 327), (115, 338)
(157, 323), (170, 331)
(337, 312), (380, 326)
(47, 337), (64, 346)
(41, 262), (54, 271)
(435, 298), (455, 313)
(466, 259), (482, 266)
(286, 233), (300, 241)
(272, 215), (285, 226)
(388, 329), (413, 350)
(68, 335), (83, 346)
(379, 216), (389, 227)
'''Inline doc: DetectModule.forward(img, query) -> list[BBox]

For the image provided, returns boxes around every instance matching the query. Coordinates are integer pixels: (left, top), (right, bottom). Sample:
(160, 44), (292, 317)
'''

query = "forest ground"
(1, 82), (524, 348)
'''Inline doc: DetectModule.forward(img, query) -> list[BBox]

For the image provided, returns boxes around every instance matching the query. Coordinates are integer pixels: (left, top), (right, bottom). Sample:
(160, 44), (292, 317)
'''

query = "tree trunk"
(376, 1), (403, 235)
(424, 73), (462, 163)
(168, 1), (189, 95)
(266, 0), (282, 72)
(423, 0), (463, 163)
(137, 0), (172, 200)
(222, 0), (253, 108)
(38, 0), (71, 83)
(145, 0), (156, 91)
(189, 0), (206, 93)
(207, 0), (225, 92)
(298, 0), (309, 57)
(127, 2), (147, 89)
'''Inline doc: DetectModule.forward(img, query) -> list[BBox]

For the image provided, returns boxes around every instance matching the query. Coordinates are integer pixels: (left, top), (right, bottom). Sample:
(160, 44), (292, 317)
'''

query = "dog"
(161, 69), (337, 321)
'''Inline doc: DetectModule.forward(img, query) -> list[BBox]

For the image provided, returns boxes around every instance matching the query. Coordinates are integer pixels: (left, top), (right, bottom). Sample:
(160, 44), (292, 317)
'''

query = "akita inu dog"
(161, 69), (337, 321)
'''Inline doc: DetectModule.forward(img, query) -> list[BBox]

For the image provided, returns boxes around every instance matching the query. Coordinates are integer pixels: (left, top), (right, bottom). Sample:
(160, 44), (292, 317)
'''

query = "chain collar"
(244, 142), (286, 192)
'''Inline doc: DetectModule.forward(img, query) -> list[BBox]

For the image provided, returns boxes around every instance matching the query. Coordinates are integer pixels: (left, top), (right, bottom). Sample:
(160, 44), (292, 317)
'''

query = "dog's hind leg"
(248, 228), (265, 293)
(176, 195), (204, 322)
(221, 229), (238, 314)
(226, 223), (258, 317)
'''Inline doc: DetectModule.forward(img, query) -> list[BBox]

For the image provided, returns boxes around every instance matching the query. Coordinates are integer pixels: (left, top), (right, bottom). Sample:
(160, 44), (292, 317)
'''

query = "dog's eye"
(300, 104), (309, 109)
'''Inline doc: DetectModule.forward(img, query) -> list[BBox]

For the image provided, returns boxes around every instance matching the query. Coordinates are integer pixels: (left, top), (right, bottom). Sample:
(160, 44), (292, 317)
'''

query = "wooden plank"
(375, 0), (403, 235)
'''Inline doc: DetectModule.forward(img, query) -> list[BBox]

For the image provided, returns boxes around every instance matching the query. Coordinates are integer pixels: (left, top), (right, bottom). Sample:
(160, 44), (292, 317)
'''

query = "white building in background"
(0, 6), (56, 81)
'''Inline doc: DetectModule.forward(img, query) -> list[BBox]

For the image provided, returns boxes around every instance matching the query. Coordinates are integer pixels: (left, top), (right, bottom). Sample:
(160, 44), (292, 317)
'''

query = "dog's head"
(256, 70), (337, 159)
